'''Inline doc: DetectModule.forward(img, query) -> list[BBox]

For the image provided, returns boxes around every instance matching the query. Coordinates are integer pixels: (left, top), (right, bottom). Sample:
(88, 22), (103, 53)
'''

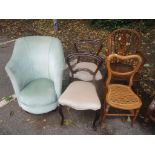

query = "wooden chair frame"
(59, 52), (104, 130)
(107, 28), (142, 55)
(101, 54), (143, 127)
(74, 39), (103, 64)
(106, 54), (142, 88)
(74, 39), (103, 55)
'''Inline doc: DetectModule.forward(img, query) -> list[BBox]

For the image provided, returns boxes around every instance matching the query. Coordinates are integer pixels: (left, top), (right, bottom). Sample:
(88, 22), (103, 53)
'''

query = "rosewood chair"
(67, 39), (103, 82)
(58, 52), (104, 130)
(101, 54), (143, 127)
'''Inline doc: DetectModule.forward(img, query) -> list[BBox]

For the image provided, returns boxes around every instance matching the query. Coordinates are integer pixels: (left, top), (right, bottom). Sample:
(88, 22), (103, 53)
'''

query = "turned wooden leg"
(92, 110), (100, 130)
(59, 105), (64, 125)
(131, 109), (140, 127)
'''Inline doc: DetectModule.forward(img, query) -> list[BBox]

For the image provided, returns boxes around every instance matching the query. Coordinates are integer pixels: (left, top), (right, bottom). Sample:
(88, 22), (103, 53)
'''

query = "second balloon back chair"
(101, 54), (143, 127)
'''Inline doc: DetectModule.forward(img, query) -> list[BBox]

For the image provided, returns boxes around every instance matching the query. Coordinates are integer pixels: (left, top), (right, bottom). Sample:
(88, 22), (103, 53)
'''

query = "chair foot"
(144, 116), (150, 124)
(92, 110), (100, 131)
(59, 105), (64, 125)
(131, 109), (140, 127)
(100, 122), (106, 129)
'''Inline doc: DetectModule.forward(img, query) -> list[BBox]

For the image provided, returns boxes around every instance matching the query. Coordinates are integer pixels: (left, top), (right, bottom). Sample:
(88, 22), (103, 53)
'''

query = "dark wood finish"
(66, 52), (104, 82)
(92, 110), (100, 130)
(74, 39), (103, 63)
(74, 39), (103, 55)
(59, 105), (64, 125)
(60, 53), (104, 130)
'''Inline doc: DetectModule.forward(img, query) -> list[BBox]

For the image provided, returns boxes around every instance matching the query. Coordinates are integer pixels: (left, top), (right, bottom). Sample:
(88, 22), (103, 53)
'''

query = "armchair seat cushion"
(19, 78), (57, 106)
(58, 81), (101, 110)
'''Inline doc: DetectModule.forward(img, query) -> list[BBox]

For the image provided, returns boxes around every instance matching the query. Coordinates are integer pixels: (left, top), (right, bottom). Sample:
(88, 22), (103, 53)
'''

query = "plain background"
(0, 0), (154, 155)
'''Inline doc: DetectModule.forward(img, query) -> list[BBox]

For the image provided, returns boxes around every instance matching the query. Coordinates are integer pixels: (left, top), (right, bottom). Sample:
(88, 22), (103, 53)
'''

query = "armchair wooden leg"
(131, 109), (140, 127)
(59, 105), (64, 125)
(92, 110), (100, 130)
(100, 104), (110, 128)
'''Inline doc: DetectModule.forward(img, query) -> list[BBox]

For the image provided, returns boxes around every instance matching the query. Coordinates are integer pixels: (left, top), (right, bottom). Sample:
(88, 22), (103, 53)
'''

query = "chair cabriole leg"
(100, 104), (110, 128)
(93, 109), (100, 130)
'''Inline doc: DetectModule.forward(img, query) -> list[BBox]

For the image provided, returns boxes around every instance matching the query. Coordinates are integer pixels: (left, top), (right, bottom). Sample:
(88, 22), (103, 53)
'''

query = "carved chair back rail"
(74, 39), (103, 55)
(66, 52), (104, 81)
(106, 54), (143, 87)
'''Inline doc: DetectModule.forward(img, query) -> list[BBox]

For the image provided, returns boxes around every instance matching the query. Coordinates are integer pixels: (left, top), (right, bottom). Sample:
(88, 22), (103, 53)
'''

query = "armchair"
(5, 36), (65, 114)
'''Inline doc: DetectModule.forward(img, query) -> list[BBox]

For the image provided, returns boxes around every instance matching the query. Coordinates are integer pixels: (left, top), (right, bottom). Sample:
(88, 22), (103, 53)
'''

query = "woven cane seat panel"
(106, 84), (142, 110)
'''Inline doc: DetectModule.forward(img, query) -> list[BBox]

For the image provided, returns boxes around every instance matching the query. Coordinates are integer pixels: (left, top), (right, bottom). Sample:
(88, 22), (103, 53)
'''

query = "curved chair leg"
(92, 110), (100, 130)
(131, 109), (140, 127)
(59, 105), (64, 125)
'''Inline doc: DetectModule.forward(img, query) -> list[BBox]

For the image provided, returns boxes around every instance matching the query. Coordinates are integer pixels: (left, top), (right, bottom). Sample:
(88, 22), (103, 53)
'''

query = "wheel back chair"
(107, 28), (142, 56)
(58, 52), (104, 130)
(67, 39), (103, 82)
(106, 28), (146, 84)
(101, 54), (143, 127)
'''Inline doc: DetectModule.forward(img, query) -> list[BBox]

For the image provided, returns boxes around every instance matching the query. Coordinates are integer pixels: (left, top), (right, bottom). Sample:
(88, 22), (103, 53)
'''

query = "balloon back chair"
(58, 52), (104, 130)
(5, 36), (65, 114)
(101, 54), (143, 127)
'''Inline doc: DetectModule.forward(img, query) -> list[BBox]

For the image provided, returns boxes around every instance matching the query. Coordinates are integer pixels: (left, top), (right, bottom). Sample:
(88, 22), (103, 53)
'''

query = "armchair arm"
(5, 66), (21, 97)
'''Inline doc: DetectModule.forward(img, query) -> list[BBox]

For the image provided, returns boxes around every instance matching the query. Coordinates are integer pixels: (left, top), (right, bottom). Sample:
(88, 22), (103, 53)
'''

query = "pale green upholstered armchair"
(5, 36), (65, 114)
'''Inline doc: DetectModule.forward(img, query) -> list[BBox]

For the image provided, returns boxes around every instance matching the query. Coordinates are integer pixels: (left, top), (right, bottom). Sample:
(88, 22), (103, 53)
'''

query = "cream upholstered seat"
(59, 81), (101, 110)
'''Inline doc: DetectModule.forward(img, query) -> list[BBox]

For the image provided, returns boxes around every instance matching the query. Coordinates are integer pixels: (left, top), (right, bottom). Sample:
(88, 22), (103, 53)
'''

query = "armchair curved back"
(5, 36), (65, 98)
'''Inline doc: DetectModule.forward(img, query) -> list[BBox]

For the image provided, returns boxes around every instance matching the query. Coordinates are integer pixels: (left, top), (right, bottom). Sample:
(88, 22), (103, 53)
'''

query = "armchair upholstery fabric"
(5, 36), (65, 114)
